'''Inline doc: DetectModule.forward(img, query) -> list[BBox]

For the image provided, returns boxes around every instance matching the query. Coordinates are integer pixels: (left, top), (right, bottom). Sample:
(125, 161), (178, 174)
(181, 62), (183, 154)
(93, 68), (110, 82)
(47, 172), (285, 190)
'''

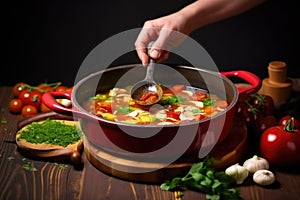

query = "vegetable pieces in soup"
(85, 84), (228, 125)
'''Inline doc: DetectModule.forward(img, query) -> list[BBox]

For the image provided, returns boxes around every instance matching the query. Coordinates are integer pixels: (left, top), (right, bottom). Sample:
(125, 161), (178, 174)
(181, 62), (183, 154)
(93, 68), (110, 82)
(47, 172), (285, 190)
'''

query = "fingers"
(156, 51), (170, 63)
(137, 47), (168, 66)
(135, 27), (156, 66)
(136, 48), (149, 66)
(148, 28), (173, 60)
(135, 26), (170, 66)
(135, 13), (189, 66)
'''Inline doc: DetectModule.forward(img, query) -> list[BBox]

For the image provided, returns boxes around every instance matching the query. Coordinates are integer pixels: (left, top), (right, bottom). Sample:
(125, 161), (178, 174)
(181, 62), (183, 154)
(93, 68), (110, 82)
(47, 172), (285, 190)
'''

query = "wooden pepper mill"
(259, 61), (292, 107)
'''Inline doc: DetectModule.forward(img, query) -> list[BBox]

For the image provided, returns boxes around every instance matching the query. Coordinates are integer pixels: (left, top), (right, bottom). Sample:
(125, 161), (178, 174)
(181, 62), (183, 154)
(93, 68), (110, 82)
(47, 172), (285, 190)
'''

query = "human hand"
(135, 13), (190, 66)
(135, 0), (268, 66)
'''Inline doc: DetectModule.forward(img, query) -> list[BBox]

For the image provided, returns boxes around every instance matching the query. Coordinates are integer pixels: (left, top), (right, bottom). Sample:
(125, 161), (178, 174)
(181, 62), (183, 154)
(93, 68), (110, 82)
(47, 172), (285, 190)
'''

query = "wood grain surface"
(1, 86), (300, 200)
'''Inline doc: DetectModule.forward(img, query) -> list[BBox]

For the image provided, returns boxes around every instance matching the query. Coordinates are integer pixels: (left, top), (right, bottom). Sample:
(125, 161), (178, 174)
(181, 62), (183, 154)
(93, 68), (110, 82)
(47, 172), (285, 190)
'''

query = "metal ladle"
(130, 44), (163, 105)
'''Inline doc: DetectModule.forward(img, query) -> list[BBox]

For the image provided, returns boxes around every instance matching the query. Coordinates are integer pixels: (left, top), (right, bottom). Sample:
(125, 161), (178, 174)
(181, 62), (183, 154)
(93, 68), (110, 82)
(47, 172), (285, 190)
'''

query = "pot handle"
(221, 70), (261, 97)
(42, 92), (82, 117)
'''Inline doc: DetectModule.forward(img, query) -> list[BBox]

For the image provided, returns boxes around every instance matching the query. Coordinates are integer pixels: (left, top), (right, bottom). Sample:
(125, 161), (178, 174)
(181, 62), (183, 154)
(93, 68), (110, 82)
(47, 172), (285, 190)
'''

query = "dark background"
(3, 0), (295, 87)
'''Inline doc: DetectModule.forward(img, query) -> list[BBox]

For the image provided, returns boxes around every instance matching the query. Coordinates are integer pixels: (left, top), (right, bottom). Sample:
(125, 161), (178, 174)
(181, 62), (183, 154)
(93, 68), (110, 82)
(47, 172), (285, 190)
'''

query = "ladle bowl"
(130, 58), (163, 105)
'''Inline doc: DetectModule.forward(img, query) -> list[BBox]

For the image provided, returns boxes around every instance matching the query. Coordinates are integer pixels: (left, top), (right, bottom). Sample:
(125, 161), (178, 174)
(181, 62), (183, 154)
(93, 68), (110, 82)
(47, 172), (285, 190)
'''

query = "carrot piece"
(203, 106), (217, 115)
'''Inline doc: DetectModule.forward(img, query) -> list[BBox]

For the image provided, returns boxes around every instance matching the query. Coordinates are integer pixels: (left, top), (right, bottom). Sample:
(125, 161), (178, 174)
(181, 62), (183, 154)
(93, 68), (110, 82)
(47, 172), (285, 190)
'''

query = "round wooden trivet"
(84, 120), (247, 184)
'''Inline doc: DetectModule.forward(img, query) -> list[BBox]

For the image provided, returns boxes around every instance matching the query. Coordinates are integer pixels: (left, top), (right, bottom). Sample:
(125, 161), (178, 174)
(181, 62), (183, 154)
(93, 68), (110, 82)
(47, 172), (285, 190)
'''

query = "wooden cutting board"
(16, 112), (83, 164)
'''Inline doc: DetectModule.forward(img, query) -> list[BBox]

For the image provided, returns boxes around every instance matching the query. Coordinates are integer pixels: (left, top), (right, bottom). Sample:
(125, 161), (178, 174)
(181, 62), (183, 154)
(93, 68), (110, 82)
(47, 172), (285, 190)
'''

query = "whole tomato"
(37, 82), (62, 93)
(65, 86), (74, 93)
(259, 117), (300, 167)
(54, 85), (68, 92)
(37, 83), (54, 93)
(12, 82), (28, 97)
(235, 101), (255, 126)
(18, 90), (42, 110)
(27, 91), (42, 110)
(250, 94), (275, 116)
(279, 115), (300, 129)
(9, 99), (24, 113)
(21, 105), (38, 117)
(18, 89), (32, 105)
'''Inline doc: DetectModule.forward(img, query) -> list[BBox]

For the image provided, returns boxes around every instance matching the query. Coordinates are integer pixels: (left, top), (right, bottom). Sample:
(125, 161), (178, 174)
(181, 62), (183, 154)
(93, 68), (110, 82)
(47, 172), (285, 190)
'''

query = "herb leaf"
(160, 157), (241, 200)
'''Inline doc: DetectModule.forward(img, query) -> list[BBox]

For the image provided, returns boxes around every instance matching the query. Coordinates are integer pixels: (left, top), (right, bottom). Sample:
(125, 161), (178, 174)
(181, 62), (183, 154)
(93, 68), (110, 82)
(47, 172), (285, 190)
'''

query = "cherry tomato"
(21, 105), (38, 117)
(37, 83), (54, 93)
(251, 94), (275, 116)
(259, 118), (300, 167)
(279, 115), (300, 129)
(12, 82), (28, 97)
(18, 89), (32, 105)
(54, 85), (68, 92)
(235, 101), (255, 126)
(9, 99), (24, 113)
(65, 86), (74, 93)
(27, 91), (42, 110)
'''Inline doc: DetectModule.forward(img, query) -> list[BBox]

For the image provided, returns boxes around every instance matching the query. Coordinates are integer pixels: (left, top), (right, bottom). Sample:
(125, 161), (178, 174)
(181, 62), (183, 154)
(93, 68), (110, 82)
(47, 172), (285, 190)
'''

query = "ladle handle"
(145, 59), (155, 82)
(144, 41), (156, 82)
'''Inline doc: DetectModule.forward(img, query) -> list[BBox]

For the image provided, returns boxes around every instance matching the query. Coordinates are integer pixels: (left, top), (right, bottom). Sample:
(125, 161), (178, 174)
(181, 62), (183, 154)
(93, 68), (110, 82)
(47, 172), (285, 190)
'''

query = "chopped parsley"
(7, 156), (15, 161)
(17, 118), (82, 147)
(54, 163), (69, 170)
(22, 163), (38, 172)
(1, 119), (8, 124)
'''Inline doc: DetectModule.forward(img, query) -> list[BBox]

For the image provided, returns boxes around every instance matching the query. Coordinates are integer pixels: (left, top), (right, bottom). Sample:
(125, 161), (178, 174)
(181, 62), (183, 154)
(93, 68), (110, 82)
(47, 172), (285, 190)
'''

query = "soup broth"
(84, 84), (228, 125)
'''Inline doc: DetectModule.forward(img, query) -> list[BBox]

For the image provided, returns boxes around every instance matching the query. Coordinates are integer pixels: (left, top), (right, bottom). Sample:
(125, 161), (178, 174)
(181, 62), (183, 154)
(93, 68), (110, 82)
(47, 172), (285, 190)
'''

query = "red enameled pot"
(42, 64), (260, 159)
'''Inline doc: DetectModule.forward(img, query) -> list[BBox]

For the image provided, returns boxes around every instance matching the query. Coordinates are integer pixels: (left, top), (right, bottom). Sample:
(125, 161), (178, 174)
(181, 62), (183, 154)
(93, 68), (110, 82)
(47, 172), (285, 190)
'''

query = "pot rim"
(71, 64), (238, 127)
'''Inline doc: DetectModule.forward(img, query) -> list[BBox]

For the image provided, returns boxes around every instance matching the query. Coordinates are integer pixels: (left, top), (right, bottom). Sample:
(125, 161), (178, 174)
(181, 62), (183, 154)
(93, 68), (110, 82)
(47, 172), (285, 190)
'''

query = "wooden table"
(1, 86), (300, 200)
